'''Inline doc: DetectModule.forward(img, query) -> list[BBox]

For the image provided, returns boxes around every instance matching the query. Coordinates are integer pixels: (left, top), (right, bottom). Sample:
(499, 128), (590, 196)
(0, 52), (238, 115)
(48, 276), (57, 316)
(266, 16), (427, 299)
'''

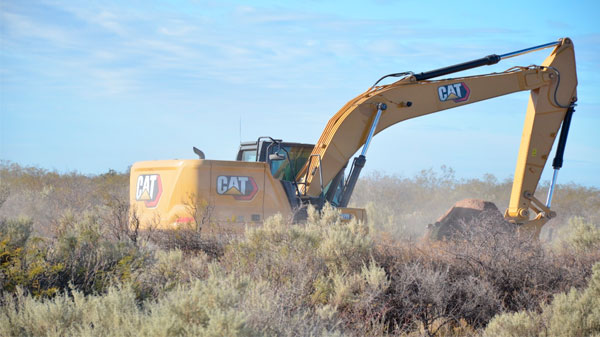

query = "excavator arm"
(297, 38), (577, 235)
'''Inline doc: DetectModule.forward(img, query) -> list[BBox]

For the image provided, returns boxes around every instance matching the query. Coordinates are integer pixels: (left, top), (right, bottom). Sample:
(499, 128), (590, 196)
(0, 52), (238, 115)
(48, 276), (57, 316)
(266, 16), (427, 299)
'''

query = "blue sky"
(1, 0), (599, 186)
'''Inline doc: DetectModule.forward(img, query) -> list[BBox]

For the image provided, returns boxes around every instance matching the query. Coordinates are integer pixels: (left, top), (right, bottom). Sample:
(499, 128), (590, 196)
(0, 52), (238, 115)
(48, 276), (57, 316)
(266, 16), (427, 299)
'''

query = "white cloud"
(91, 10), (128, 36)
(1, 11), (76, 47)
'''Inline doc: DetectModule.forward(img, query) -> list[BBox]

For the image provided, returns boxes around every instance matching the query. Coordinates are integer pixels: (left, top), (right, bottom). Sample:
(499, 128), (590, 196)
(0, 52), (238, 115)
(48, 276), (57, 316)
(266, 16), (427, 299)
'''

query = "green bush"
(1, 217), (33, 249)
(482, 311), (542, 337)
(543, 262), (600, 336)
(563, 216), (600, 252)
(0, 265), (345, 337)
(224, 204), (373, 291)
(140, 248), (210, 295)
(1, 213), (151, 299)
(47, 213), (151, 296)
(1, 218), (61, 298)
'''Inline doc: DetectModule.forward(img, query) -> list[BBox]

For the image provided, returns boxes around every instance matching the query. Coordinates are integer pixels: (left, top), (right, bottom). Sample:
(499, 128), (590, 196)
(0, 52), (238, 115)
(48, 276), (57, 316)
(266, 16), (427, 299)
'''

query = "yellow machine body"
(130, 159), (365, 229)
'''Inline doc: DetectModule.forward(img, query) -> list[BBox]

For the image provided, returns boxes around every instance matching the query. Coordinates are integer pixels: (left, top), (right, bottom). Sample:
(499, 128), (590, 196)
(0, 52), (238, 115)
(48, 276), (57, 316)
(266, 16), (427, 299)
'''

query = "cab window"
(269, 145), (312, 181)
(241, 150), (257, 162)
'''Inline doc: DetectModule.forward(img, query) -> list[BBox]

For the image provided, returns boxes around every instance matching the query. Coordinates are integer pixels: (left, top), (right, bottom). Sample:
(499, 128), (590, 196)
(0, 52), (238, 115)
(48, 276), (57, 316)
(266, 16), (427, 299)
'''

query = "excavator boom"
(297, 38), (577, 235)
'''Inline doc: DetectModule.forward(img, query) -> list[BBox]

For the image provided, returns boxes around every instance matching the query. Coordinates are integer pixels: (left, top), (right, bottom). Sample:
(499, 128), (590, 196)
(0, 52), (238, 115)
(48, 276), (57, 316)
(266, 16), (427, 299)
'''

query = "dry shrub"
(440, 219), (566, 312)
(0, 162), (129, 236)
(148, 228), (226, 258)
(381, 261), (499, 336)
(373, 212), (600, 335)
(183, 193), (215, 231)
(484, 262), (600, 337)
(0, 181), (9, 210)
(417, 213), (593, 313)
(99, 195), (148, 245)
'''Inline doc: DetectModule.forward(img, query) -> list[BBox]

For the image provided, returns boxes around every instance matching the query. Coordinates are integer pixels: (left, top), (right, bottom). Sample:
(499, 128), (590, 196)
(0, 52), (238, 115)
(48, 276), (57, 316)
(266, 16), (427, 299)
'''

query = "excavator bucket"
(425, 199), (516, 241)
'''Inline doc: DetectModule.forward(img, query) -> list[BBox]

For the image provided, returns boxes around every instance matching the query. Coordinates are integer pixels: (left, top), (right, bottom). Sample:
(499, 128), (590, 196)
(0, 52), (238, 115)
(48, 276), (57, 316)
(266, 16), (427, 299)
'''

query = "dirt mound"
(425, 198), (514, 241)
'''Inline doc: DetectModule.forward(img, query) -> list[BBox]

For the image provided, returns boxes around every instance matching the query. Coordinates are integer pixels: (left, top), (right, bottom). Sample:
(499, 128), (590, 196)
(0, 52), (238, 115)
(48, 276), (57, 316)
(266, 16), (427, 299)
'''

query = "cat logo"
(216, 176), (258, 201)
(135, 174), (162, 208)
(438, 82), (470, 103)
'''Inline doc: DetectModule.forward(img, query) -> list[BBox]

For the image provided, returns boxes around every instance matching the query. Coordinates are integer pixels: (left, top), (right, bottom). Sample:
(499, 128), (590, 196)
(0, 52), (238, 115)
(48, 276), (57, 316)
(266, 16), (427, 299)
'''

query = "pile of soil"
(425, 199), (515, 241)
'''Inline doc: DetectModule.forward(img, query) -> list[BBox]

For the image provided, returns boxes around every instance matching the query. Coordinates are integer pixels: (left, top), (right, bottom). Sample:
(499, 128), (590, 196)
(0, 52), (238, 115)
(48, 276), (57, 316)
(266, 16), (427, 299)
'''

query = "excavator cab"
(236, 138), (348, 207)
(236, 138), (314, 182)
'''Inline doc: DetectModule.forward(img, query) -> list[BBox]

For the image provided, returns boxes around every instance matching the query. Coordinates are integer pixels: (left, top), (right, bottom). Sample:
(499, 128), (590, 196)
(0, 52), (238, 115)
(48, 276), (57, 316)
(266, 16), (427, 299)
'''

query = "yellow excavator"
(130, 37), (578, 238)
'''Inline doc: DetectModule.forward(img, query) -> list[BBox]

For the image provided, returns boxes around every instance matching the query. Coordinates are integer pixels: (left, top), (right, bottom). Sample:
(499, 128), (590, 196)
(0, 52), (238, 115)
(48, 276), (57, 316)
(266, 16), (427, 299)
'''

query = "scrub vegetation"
(1, 161), (599, 336)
